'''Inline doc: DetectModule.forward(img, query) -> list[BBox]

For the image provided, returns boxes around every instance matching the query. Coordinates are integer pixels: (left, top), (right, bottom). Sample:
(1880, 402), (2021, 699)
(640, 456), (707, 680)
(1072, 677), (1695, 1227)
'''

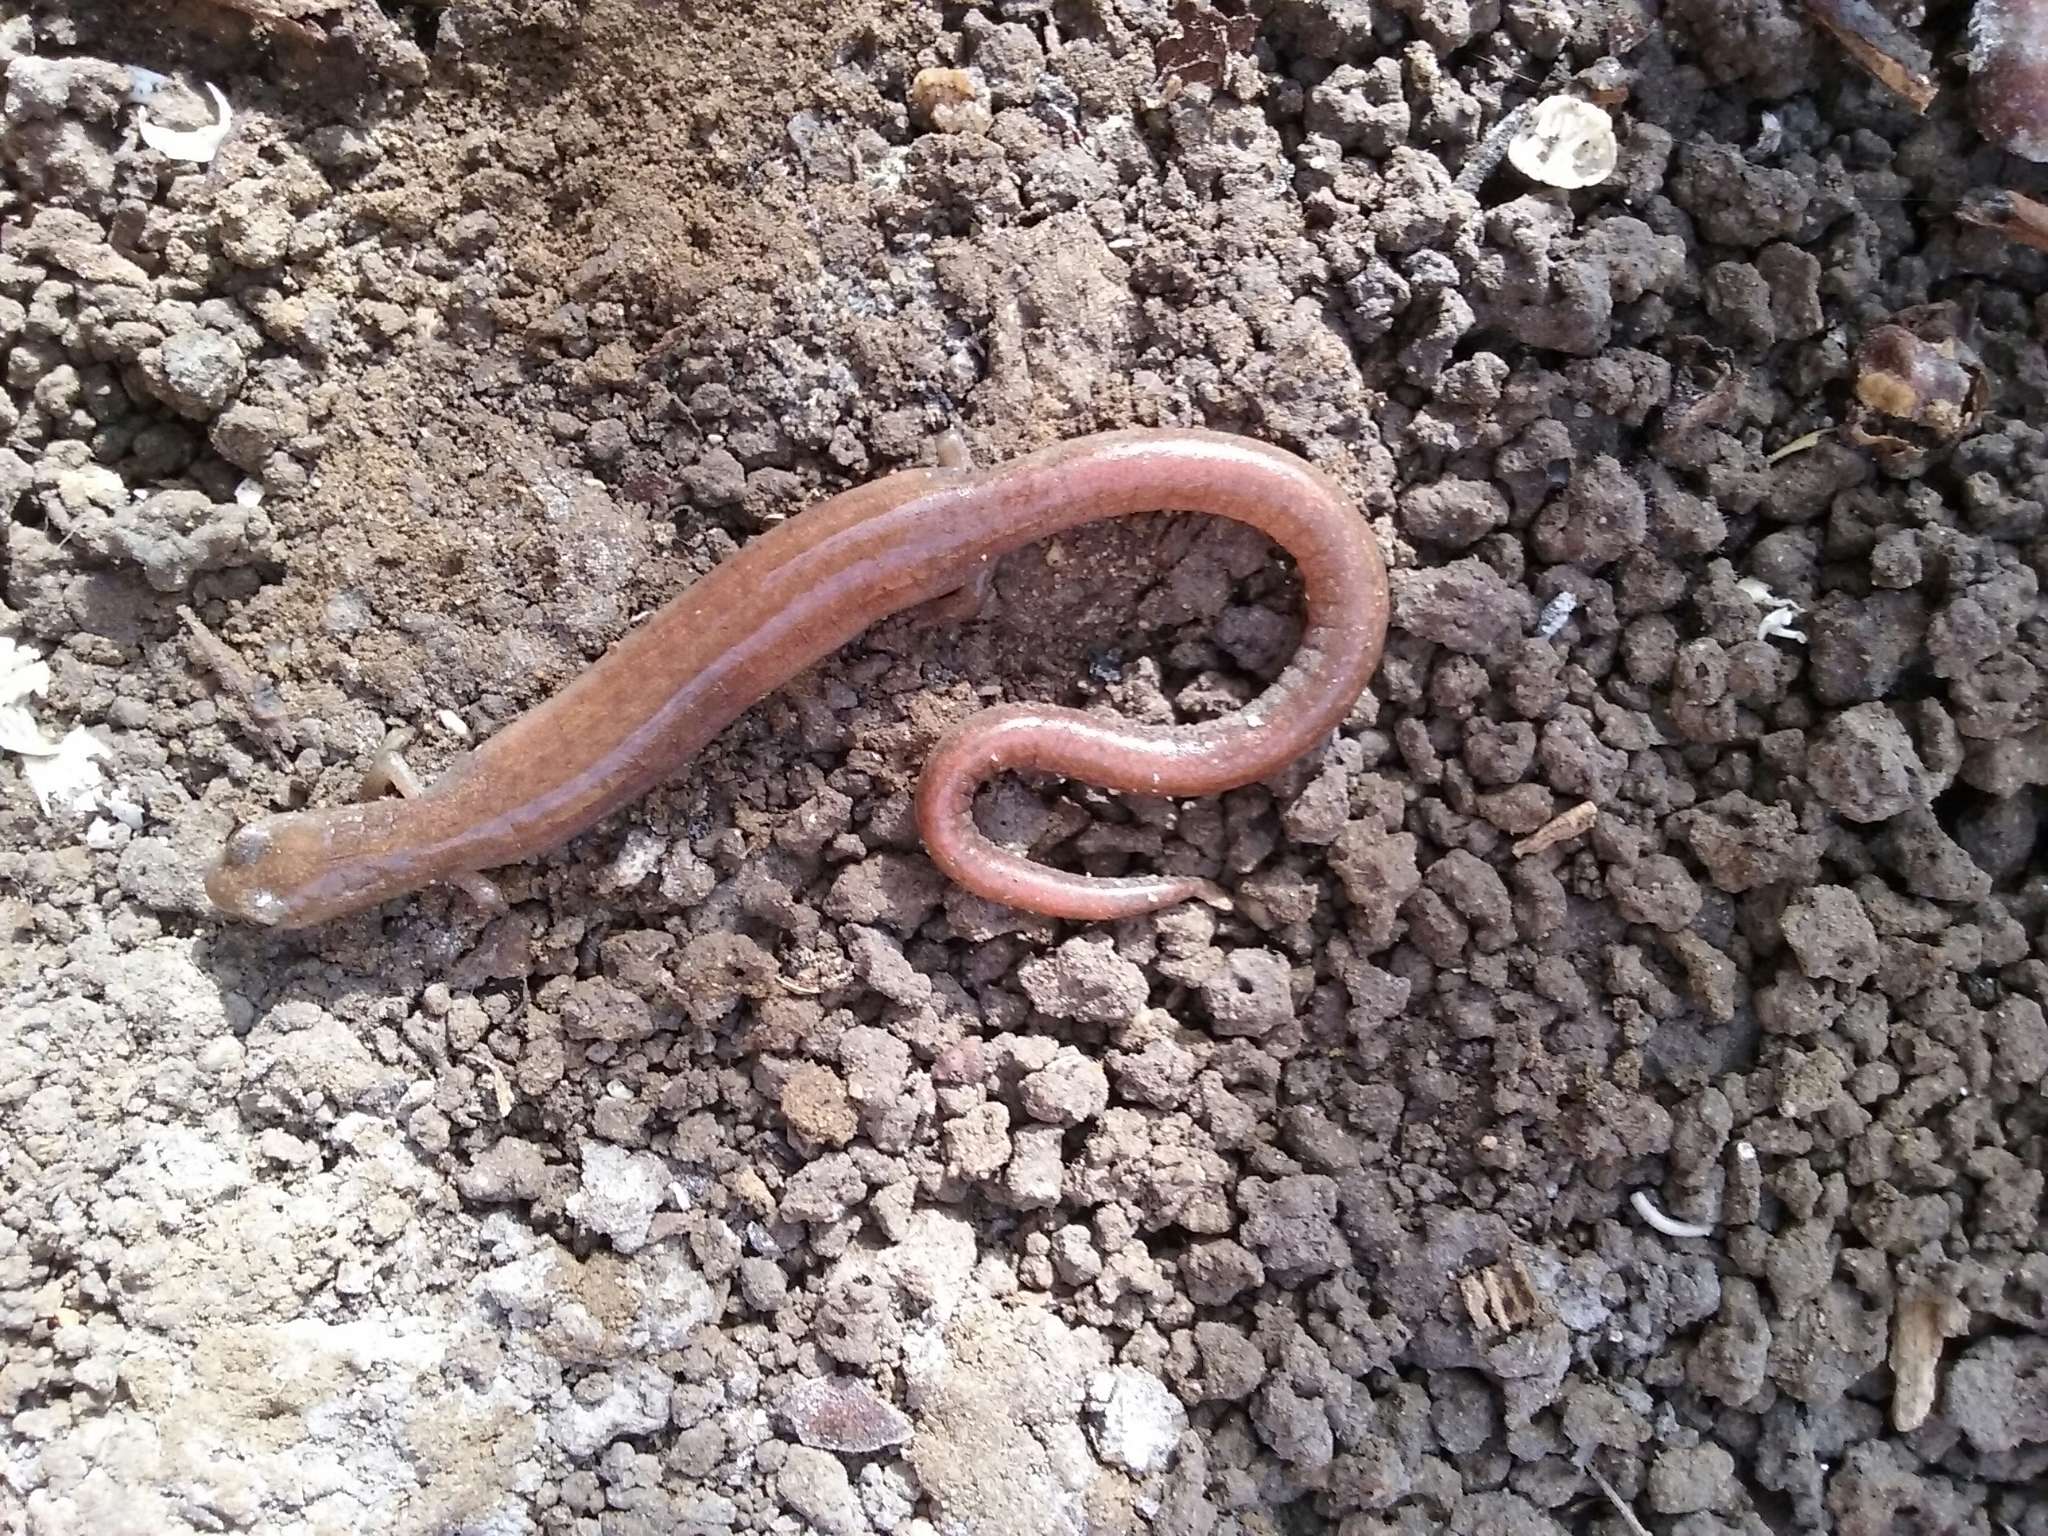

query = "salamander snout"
(204, 821), (292, 927)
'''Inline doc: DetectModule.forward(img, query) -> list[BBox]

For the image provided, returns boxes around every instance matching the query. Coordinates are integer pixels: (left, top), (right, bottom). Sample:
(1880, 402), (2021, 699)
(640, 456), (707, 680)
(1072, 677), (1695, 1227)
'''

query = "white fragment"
(436, 708), (471, 740)
(125, 66), (173, 104)
(1758, 608), (1806, 643)
(1085, 1367), (1187, 1476)
(1535, 590), (1579, 639)
(566, 1142), (668, 1254)
(2, 636), (127, 821)
(233, 478), (266, 508)
(1507, 96), (1617, 189)
(1736, 575), (1808, 644)
(1735, 1140), (1757, 1163)
(1751, 110), (1783, 159)
(84, 817), (130, 851)
(0, 635), (53, 708)
(137, 79), (234, 164)
(23, 727), (112, 818)
(1630, 1190), (1714, 1240)
(0, 703), (51, 756)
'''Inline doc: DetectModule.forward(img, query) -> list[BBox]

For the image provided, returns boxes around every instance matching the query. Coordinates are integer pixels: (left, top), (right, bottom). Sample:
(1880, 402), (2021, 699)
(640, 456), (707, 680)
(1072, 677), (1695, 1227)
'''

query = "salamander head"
(204, 810), (413, 929)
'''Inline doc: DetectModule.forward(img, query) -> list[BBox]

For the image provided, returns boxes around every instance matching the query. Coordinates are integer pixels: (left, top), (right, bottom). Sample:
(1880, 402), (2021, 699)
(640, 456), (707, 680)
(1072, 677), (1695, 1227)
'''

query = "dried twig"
(1803, 0), (1937, 112)
(1583, 1463), (1654, 1536)
(178, 606), (296, 758)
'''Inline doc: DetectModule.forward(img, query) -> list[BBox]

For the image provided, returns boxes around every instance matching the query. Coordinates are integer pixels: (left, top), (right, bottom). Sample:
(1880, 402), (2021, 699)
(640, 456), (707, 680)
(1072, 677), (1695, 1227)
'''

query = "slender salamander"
(205, 428), (1391, 929)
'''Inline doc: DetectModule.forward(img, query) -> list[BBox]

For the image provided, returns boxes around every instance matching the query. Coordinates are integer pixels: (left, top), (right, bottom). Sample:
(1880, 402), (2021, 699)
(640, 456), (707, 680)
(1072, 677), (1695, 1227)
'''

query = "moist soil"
(3, 1), (2046, 1533)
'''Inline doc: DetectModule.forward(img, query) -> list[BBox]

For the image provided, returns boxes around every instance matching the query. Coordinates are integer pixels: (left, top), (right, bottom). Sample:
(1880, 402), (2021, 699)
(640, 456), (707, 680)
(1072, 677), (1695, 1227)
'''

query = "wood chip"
(1513, 800), (1598, 858)
(1958, 187), (2048, 255)
(1803, 0), (1937, 112)
(1890, 1287), (1968, 1431)
(1459, 1257), (1540, 1335)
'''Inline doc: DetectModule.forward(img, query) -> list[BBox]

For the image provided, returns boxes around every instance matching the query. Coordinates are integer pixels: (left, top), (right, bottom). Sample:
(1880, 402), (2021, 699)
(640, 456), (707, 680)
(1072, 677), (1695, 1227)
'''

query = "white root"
(1630, 1190), (1714, 1240)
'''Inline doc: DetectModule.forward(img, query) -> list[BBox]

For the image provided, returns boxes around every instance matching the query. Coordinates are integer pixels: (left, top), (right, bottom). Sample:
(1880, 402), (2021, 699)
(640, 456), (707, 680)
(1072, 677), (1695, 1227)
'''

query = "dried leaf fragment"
(1513, 800), (1598, 858)
(1657, 336), (1743, 441)
(1849, 305), (1988, 475)
(1155, 0), (1258, 91)
(1804, 0), (1937, 112)
(179, 605), (296, 756)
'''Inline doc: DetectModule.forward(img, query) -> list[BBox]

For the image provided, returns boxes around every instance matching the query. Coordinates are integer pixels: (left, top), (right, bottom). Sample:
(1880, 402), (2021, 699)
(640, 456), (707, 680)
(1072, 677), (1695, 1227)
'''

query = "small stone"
(1647, 1443), (1735, 1515)
(565, 1141), (668, 1253)
(779, 1152), (868, 1226)
(1199, 948), (1295, 1037)
(139, 330), (246, 418)
(909, 67), (992, 135)
(211, 403), (302, 472)
(782, 1063), (858, 1148)
(1019, 1047), (1110, 1127)
(1018, 936), (1149, 1024)
(942, 1102), (1011, 1181)
(739, 1256), (789, 1313)
(1944, 1335), (2048, 1453)
(1780, 885), (1881, 985)
(776, 1445), (864, 1536)
(1050, 1225), (1103, 1285)
(1086, 1366), (1188, 1476)
(778, 1377), (914, 1454)
(1807, 703), (1930, 823)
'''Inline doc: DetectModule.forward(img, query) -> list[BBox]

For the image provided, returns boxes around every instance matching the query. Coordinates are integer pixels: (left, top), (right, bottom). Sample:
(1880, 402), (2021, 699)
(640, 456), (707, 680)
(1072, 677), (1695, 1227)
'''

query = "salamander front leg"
(907, 558), (996, 629)
(905, 427), (997, 629)
(359, 734), (508, 918)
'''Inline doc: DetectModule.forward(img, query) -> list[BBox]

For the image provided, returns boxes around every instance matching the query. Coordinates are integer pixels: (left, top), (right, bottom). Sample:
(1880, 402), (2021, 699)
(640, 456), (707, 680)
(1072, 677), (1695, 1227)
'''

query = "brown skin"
(206, 428), (1391, 929)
